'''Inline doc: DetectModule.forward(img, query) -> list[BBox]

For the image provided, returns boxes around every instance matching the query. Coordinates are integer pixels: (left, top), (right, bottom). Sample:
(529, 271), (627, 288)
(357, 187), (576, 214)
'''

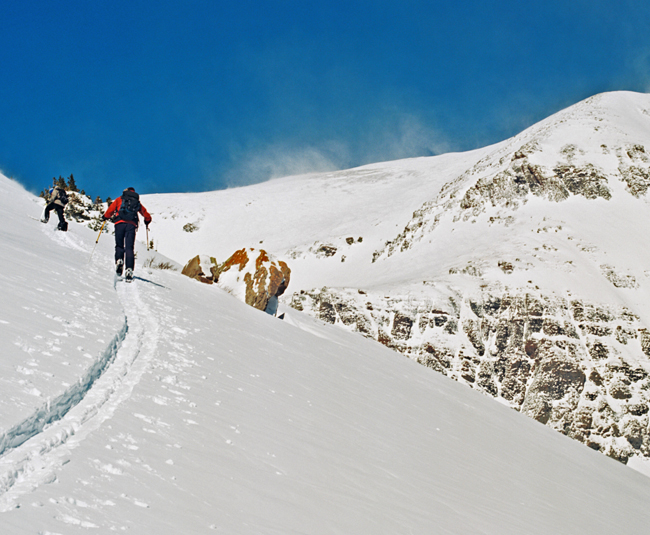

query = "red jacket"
(104, 197), (152, 228)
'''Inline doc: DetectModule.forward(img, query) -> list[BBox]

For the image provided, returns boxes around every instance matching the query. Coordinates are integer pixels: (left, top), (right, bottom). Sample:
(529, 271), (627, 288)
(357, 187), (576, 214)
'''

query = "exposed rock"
(449, 262), (483, 277)
(639, 329), (650, 357)
(498, 261), (514, 274)
(216, 248), (291, 315)
(498, 351), (531, 407)
(609, 380), (633, 400)
(588, 341), (610, 361)
(392, 313), (414, 340)
(459, 157), (611, 216)
(316, 244), (337, 258)
(622, 419), (645, 450)
(521, 355), (585, 425)
(628, 403), (649, 416)
(601, 264), (638, 289)
(181, 255), (218, 284)
(617, 144), (650, 197)
(553, 164), (611, 200)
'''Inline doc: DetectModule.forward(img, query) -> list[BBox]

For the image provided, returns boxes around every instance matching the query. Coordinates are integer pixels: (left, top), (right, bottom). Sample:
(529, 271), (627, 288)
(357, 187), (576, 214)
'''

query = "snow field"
(4, 263), (650, 534)
(0, 198), (646, 532)
(3, 90), (650, 532)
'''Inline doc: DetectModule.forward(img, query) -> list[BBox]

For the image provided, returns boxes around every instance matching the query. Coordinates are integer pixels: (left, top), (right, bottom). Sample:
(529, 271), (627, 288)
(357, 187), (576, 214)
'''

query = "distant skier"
(41, 179), (69, 231)
(103, 187), (152, 282)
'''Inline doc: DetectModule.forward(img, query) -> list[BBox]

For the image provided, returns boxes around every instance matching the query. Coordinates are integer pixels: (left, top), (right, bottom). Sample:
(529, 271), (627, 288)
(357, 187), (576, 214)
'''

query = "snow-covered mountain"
(144, 91), (650, 470)
(3, 91), (650, 533)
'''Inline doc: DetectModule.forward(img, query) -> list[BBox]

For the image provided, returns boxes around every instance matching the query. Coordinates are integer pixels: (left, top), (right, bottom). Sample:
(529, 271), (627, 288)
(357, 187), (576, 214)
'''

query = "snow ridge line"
(0, 319), (128, 458)
(0, 280), (159, 510)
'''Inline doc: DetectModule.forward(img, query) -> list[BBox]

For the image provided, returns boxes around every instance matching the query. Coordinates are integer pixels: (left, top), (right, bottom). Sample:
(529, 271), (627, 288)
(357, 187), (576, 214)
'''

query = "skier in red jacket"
(103, 187), (152, 281)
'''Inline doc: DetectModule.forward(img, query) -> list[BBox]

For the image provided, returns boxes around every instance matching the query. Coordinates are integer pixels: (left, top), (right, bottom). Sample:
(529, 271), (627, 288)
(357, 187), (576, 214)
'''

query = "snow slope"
(141, 145), (499, 291)
(2, 169), (650, 531)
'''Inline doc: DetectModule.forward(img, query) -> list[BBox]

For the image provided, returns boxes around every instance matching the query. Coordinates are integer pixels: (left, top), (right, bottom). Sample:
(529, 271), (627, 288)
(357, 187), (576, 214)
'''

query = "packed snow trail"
(0, 273), (159, 511)
(0, 318), (126, 455)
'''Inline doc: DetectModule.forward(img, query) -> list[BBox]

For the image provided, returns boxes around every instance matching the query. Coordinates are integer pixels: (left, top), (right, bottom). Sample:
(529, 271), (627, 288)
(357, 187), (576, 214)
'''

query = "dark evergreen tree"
(67, 174), (79, 192)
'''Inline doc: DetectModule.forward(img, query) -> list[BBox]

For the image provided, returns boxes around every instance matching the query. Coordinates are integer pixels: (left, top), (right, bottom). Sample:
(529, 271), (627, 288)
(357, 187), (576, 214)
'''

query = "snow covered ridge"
(142, 90), (650, 472)
(375, 92), (650, 260)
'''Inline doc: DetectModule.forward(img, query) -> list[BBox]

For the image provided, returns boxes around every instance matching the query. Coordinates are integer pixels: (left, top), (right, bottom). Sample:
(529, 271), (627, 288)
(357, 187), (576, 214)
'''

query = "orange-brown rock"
(181, 255), (219, 284)
(216, 248), (291, 313)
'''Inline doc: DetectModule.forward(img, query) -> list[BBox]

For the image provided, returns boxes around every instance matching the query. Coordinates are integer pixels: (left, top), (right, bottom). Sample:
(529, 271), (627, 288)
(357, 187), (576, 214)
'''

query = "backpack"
(55, 187), (69, 205)
(118, 190), (141, 222)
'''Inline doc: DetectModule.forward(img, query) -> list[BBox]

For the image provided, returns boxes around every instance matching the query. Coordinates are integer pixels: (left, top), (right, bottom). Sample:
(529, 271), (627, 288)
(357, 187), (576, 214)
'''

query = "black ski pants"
(44, 202), (66, 230)
(114, 222), (137, 270)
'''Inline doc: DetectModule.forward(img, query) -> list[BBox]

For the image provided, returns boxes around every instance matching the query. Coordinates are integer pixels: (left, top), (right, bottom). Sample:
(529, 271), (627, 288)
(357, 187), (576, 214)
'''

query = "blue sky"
(1, 1), (649, 199)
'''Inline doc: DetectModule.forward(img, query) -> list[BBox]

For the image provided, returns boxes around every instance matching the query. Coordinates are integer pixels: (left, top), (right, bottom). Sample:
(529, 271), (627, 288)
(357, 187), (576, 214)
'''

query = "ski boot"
(125, 268), (134, 282)
(115, 259), (124, 276)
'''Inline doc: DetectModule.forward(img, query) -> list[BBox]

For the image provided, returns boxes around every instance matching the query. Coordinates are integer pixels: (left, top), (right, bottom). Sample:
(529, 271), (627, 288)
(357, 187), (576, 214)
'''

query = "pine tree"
(67, 174), (79, 192)
(56, 176), (66, 188)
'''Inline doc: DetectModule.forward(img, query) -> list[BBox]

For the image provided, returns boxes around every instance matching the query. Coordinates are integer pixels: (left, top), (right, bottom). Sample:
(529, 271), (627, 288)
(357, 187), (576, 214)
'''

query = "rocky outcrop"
(459, 155), (611, 215)
(216, 248), (291, 315)
(617, 144), (650, 197)
(182, 249), (291, 315)
(373, 139), (650, 262)
(289, 287), (650, 464)
(181, 255), (218, 284)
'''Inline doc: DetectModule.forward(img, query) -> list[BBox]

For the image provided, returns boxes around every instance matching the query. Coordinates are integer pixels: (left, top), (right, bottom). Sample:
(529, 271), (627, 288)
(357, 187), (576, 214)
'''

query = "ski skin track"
(0, 271), (158, 511)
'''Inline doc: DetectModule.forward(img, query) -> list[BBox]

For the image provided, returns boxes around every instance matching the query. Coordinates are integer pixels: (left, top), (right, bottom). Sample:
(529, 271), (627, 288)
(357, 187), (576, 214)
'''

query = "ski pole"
(146, 225), (150, 250)
(88, 220), (107, 263)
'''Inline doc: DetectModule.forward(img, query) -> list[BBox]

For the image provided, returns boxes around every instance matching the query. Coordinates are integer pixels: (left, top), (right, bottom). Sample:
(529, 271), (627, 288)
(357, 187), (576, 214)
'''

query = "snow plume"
(632, 48), (650, 93)
(361, 112), (451, 162)
(223, 141), (347, 186)
(220, 114), (450, 187)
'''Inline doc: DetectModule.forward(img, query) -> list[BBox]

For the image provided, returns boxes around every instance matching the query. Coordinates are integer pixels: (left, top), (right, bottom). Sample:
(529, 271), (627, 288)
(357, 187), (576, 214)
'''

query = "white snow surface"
(2, 92), (650, 532)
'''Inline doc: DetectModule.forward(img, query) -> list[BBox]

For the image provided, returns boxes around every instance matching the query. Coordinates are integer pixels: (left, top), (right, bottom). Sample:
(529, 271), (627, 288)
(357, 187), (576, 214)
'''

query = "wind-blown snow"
(2, 158), (650, 531)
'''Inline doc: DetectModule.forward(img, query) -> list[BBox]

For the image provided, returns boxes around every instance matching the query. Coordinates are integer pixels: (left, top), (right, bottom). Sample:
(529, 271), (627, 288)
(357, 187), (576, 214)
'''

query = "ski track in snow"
(0, 269), (159, 511)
